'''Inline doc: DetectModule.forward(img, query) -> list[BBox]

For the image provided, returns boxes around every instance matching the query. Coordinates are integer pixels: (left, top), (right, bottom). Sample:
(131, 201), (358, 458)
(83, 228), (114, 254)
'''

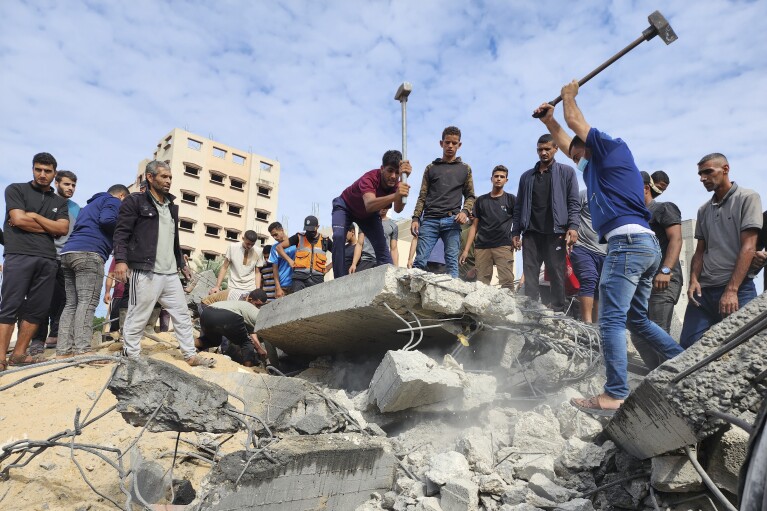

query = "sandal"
(186, 355), (216, 368)
(0, 360), (7, 373)
(570, 394), (623, 418)
(8, 353), (47, 366)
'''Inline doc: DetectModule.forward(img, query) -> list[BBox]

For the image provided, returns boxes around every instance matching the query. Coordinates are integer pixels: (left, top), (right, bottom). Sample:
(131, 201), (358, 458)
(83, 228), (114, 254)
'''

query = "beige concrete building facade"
(133, 128), (280, 261)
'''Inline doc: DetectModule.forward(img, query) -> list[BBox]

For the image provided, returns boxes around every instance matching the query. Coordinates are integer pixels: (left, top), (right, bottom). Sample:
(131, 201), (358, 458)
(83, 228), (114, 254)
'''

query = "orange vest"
(294, 234), (327, 274)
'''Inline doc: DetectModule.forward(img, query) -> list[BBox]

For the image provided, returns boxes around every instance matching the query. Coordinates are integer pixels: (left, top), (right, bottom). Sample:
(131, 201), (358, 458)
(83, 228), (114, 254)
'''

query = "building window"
(257, 186), (271, 197)
(205, 225), (221, 237)
(232, 154), (246, 165)
(227, 204), (242, 216)
(260, 161), (272, 171)
(257, 234), (268, 246)
(207, 198), (222, 211)
(180, 245), (194, 258)
(183, 164), (200, 177)
(181, 191), (198, 204)
(213, 147), (226, 159)
(187, 138), (202, 151)
(179, 219), (195, 232)
(202, 251), (219, 261)
(230, 178), (245, 191)
(210, 171), (225, 185)
(225, 229), (240, 241)
(255, 210), (269, 222)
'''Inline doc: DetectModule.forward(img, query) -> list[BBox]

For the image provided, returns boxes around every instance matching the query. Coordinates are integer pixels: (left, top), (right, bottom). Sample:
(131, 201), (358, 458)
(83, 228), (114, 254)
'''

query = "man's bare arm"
(663, 224), (683, 270)
(8, 209), (47, 233)
(535, 105), (574, 158)
(390, 238), (399, 266)
(561, 80), (591, 144)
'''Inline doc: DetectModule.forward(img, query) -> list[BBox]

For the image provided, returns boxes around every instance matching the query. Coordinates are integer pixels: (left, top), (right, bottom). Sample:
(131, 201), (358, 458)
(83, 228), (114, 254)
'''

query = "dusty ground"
(0, 334), (257, 511)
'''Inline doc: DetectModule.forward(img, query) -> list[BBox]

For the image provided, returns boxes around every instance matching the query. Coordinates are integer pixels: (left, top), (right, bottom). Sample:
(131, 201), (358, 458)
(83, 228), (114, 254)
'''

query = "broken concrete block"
(554, 498), (595, 511)
(199, 433), (397, 510)
(478, 473), (507, 495)
(527, 473), (574, 504)
(462, 285), (520, 322)
(650, 455), (704, 492)
(425, 451), (472, 486)
(500, 333), (526, 370)
(500, 481), (529, 505)
(108, 358), (240, 433)
(510, 411), (565, 456)
(531, 351), (571, 387)
(555, 402), (603, 441)
(456, 426), (494, 473)
(606, 292), (767, 459)
(440, 478), (479, 511)
(496, 449), (556, 482)
(707, 425), (750, 494)
(368, 350), (463, 413)
(186, 270), (216, 305)
(499, 505), (542, 511)
(416, 496), (443, 511)
(557, 438), (606, 471)
(480, 494), (501, 511)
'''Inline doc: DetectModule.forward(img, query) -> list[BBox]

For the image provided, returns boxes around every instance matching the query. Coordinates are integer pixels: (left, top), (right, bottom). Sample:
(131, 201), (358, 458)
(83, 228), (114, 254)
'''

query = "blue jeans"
(680, 279), (757, 349)
(331, 196), (392, 279)
(599, 233), (684, 399)
(414, 217), (461, 278)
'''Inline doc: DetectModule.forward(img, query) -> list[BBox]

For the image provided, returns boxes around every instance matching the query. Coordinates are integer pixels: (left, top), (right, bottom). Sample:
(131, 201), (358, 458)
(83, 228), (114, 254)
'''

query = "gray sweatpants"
(123, 270), (196, 359)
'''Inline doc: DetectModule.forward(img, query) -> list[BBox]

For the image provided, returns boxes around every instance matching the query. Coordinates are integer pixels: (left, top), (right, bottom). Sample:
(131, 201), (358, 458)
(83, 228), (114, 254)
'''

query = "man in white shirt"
(210, 230), (263, 300)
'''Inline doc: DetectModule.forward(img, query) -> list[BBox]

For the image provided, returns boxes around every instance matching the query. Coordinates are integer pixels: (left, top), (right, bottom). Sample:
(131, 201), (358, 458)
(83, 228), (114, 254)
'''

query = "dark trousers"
(331, 196), (392, 279)
(0, 254), (57, 325)
(199, 307), (257, 365)
(630, 273), (683, 370)
(292, 273), (325, 291)
(30, 260), (66, 349)
(522, 232), (566, 311)
(680, 279), (757, 349)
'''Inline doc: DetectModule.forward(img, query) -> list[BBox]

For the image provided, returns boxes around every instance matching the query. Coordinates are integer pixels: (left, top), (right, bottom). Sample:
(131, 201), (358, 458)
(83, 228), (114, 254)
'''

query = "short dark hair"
(248, 288), (268, 303)
(492, 165), (508, 177)
(244, 230), (258, 242)
(55, 170), (77, 183)
(262, 244), (272, 257)
(33, 152), (57, 170)
(537, 134), (555, 145)
(568, 136), (585, 156)
(442, 126), (461, 140)
(640, 171), (651, 185)
(382, 150), (402, 169)
(268, 221), (283, 232)
(650, 170), (670, 185)
(108, 184), (130, 196)
(697, 153), (728, 166)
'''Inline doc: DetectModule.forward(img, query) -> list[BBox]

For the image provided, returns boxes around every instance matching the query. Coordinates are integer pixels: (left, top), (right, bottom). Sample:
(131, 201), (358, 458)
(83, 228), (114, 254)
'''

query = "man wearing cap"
(275, 215), (334, 291)
(680, 153), (762, 348)
(330, 150), (410, 279)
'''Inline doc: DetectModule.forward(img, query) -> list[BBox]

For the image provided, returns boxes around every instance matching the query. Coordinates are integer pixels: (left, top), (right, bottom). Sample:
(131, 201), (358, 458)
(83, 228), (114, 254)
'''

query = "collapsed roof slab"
(605, 292), (767, 459)
(255, 266), (522, 358)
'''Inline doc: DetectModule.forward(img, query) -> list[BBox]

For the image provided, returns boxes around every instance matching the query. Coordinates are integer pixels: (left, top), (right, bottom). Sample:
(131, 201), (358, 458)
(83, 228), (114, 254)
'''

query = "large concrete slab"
(198, 433), (398, 511)
(255, 266), (519, 357)
(606, 292), (767, 459)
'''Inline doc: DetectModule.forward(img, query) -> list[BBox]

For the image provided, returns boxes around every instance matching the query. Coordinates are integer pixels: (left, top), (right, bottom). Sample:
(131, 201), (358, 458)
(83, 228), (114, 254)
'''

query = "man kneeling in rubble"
(195, 289), (269, 367)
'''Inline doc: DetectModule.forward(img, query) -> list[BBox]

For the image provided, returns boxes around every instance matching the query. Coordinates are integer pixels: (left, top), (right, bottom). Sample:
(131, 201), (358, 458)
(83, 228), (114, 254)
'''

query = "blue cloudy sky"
(1, 0), (765, 234)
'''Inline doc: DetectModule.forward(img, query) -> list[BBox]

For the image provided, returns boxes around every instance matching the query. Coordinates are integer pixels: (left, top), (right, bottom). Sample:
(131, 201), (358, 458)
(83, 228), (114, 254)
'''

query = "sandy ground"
(0, 334), (258, 511)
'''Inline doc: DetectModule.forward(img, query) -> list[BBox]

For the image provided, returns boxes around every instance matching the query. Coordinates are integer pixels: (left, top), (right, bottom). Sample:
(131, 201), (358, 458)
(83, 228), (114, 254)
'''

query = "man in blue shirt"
(535, 80), (683, 416)
(268, 222), (296, 298)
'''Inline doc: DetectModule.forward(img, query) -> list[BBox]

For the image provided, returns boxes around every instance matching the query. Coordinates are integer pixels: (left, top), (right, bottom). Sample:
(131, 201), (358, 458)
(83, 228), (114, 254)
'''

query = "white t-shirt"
(225, 241), (264, 291)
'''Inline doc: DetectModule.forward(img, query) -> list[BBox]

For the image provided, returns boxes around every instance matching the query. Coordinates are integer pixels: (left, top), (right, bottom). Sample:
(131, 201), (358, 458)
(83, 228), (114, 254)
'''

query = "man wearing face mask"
(534, 81), (684, 416)
(275, 215), (333, 292)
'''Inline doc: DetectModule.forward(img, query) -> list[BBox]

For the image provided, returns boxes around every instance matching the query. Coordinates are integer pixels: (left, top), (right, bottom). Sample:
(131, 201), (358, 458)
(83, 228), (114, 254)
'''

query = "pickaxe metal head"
(394, 82), (412, 102)
(643, 10), (677, 45)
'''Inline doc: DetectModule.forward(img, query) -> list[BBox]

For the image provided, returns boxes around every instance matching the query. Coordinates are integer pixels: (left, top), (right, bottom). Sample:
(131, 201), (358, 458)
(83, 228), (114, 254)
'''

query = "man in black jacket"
(512, 134), (580, 312)
(113, 160), (213, 367)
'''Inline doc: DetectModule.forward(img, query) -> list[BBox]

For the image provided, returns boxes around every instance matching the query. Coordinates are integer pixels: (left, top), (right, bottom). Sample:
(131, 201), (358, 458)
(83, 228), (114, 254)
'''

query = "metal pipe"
(684, 446), (738, 511)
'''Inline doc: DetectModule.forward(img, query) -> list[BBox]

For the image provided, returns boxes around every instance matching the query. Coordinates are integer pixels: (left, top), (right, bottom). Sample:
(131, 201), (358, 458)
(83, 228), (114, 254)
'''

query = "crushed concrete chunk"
(499, 505), (542, 511)
(555, 401), (603, 441)
(425, 451), (472, 486)
(554, 498), (596, 511)
(440, 478), (479, 511)
(368, 350), (463, 413)
(530, 351), (571, 387)
(500, 333), (527, 369)
(416, 496), (443, 511)
(527, 473), (574, 503)
(108, 358), (240, 433)
(456, 426), (494, 473)
(707, 425), (750, 494)
(650, 455), (704, 492)
(510, 411), (565, 456)
(497, 449), (556, 481)
(501, 481), (529, 505)
(557, 438), (606, 471)
(199, 433), (397, 510)
(478, 473), (507, 495)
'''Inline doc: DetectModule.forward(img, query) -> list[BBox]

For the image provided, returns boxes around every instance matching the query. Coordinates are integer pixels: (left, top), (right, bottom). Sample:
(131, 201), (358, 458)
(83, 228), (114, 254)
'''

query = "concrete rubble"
(7, 266), (762, 510)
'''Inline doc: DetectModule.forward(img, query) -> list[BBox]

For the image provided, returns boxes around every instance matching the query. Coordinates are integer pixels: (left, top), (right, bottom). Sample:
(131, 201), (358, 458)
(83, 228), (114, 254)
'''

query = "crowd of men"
(2, 81), (765, 417)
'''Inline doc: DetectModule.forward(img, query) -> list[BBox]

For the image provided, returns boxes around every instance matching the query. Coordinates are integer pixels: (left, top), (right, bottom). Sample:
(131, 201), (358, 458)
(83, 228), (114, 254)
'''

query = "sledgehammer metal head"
(532, 10), (677, 117)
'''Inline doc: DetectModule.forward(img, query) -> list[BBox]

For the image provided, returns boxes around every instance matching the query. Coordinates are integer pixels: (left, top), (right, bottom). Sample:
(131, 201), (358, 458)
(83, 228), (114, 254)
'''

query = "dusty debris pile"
(1, 266), (764, 511)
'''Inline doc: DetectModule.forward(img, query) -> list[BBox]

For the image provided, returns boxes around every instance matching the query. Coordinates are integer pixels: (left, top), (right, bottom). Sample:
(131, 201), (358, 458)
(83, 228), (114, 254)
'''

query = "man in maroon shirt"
(330, 150), (410, 279)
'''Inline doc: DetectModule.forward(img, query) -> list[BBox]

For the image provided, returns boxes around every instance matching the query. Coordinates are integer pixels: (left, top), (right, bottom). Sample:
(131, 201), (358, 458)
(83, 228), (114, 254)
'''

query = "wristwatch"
(659, 266), (671, 275)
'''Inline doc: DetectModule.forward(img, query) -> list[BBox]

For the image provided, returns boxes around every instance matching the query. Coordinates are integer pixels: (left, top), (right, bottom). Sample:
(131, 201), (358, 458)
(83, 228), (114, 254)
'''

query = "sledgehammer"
(532, 10), (677, 118)
(395, 82), (412, 204)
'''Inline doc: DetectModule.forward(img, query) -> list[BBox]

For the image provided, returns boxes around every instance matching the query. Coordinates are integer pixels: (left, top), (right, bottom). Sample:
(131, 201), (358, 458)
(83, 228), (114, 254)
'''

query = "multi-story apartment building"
(133, 129), (280, 261)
